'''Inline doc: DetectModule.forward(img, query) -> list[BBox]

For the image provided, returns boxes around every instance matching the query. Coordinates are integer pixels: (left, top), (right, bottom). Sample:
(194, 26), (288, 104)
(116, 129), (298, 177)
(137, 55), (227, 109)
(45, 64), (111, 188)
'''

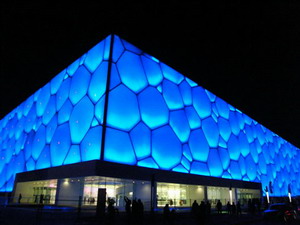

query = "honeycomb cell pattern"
(0, 35), (299, 197)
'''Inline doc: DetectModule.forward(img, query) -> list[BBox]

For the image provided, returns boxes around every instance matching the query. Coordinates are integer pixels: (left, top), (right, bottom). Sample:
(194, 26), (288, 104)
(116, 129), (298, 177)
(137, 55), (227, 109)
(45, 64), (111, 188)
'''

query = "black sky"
(1, 2), (300, 147)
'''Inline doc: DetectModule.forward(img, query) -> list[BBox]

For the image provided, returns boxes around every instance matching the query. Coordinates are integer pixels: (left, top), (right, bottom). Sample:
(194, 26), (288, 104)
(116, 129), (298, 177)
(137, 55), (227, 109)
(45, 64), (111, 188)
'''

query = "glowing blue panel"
(183, 144), (193, 162)
(95, 95), (105, 124)
(105, 128), (136, 165)
(141, 55), (163, 86)
(160, 63), (184, 84)
(238, 156), (246, 176)
(107, 85), (140, 131)
(32, 125), (46, 160)
(170, 110), (190, 142)
(207, 149), (223, 177)
(162, 79), (184, 110)
(122, 39), (142, 54)
(64, 145), (81, 165)
(185, 77), (197, 87)
(79, 54), (86, 65)
(36, 84), (51, 117)
(219, 137), (227, 148)
(80, 126), (102, 161)
(192, 87), (211, 119)
(84, 40), (104, 73)
(137, 157), (159, 169)
(6, 158), (15, 181)
(112, 35), (124, 62)
(138, 87), (169, 129)
(24, 131), (35, 161)
(215, 97), (230, 119)
(50, 69), (66, 95)
(34, 88), (41, 102)
(227, 135), (240, 160)
(229, 111), (240, 136)
(236, 112), (245, 130)
(255, 124), (266, 145)
(69, 96), (94, 144)
(179, 80), (192, 106)
(202, 117), (219, 148)
(229, 161), (242, 180)
(130, 123), (151, 159)
(26, 157), (35, 171)
(244, 124), (254, 142)
(218, 147), (230, 170)
(190, 161), (210, 176)
(91, 118), (99, 127)
(173, 165), (188, 173)
(205, 90), (216, 102)
(0, 167), (7, 188)
(50, 123), (71, 167)
(88, 62), (108, 103)
(56, 79), (71, 110)
(152, 126), (182, 170)
(33, 117), (42, 131)
(69, 66), (91, 105)
(255, 139), (262, 154)
(36, 146), (51, 169)
(222, 172), (232, 179)
(238, 132), (250, 157)
(243, 114), (252, 125)
(189, 129), (209, 162)
(67, 58), (80, 76)
(58, 100), (73, 124)
(262, 145), (271, 164)
(185, 107), (201, 129)
(103, 35), (111, 60)
(42, 96), (56, 125)
(109, 63), (121, 90)
(258, 153), (267, 174)
(24, 105), (36, 132)
(0, 150), (6, 173)
(246, 155), (257, 181)
(117, 51), (148, 93)
(15, 132), (26, 154)
(212, 104), (219, 117)
(46, 115), (57, 143)
(23, 95), (34, 116)
(181, 157), (190, 170)
(16, 104), (24, 120)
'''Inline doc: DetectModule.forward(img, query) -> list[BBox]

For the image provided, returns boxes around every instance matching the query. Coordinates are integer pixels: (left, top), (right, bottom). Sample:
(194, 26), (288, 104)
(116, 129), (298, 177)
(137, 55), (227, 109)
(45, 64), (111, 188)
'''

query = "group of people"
(225, 201), (242, 215)
(124, 196), (144, 224)
(106, 196), (144, 224)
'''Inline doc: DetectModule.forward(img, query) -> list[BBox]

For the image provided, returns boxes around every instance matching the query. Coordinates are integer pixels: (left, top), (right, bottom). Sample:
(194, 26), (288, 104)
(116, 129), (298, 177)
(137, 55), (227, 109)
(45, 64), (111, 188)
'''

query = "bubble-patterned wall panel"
(0, 35), (110, 191)
(0, 35), (299, 197)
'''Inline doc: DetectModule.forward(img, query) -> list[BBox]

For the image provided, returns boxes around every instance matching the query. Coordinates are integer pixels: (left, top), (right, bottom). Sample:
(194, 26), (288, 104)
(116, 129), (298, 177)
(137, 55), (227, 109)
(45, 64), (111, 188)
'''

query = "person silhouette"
(216, 200), (222, 214)
(107, 202), (115, 225)
(227, 201), (231, 214)
(163, 204), (170, 224)
(124, 196), (132, 224)
(192, 200), (198, 217)
(237, 201), (242, 215)
(137, 199), (144, 222)
(232, 202), (236, 215)
(18, 193), (22, 204)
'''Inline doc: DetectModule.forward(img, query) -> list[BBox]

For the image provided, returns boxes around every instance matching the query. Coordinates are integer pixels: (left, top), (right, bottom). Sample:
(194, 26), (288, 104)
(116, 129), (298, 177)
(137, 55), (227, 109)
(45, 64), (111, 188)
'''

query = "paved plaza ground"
(1, 205), (299, 225)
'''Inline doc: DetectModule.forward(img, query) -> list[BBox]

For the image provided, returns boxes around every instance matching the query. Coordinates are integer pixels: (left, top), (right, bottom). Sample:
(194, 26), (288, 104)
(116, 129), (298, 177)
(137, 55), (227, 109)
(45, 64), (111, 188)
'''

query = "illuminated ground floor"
(11, 160), (261, 211)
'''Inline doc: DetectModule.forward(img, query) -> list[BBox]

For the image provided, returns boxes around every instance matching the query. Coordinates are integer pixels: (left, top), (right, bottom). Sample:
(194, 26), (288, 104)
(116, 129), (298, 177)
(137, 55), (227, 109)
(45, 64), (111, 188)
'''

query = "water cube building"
(0, 35), (299, 210)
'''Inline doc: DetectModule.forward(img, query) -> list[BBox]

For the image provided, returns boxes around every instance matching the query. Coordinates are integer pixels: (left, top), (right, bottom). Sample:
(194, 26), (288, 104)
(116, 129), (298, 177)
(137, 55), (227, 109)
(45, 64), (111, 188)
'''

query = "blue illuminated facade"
(0, 35), (299, 197)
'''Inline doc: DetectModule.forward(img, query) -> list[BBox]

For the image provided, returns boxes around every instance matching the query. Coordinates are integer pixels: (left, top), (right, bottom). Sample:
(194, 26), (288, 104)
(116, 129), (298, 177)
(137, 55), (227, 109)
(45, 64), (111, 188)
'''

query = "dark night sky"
(1, 2), (300, 147)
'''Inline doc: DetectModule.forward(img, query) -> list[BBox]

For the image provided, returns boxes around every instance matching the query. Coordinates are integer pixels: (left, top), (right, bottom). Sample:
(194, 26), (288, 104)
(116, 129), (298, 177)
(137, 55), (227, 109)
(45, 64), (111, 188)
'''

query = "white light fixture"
(229, 187), (233, 204)
(288, 192), (292, 203)
(266, 191), (270, 204)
